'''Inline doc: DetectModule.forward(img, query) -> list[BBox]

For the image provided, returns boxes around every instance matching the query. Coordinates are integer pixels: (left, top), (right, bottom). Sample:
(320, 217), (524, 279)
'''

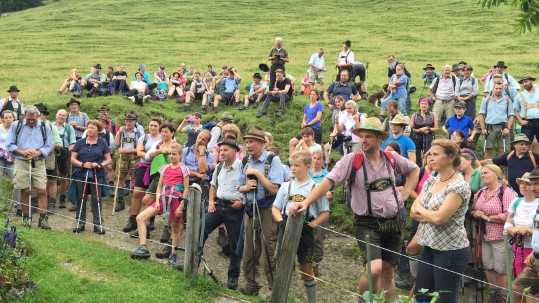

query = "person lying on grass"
(131, 143), (189, 269)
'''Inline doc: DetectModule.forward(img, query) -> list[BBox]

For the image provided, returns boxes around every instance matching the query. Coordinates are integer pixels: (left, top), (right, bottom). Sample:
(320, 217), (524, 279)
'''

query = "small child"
(272, 150), (330, 303)
(131, 143), (189, 269)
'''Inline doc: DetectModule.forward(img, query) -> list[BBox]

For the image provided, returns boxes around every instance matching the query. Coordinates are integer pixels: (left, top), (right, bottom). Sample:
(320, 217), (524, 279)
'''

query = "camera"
(187, 116), (195, 124)
(331, 133), (352, 149)
(247, 174), (258, 181)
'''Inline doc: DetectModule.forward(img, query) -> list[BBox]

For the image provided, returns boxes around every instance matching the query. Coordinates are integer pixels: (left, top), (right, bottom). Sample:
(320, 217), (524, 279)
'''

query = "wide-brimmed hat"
(66, 98), (81, 107)
(220, 112), (234, 123)
(94, 63), (102, 69)
(451, 64), (461, 72)
(34, 103), (49, 115)
(459, 60), (467, 65)
(528, 167), (539, 179)
(422, 64), (435, 70)
(243, 126), (266, 142)
(99, 104), (110, 111)
(511, 133), (531, 144)
(253, 72), (262, 79)
(494, 61), (507, 69)
(217, 136), (240, 151)
(454, 102), (466, 108)
(258, 63), (269, 72)
(97, 114), (109, 123)
(389, 114), (409, 126)
(351, 117), (389, 140)
(517, 172), (533, 184)
(518, 74), (536, 84)
(124, 112), (137, 120)
(7, 85), (20, 92)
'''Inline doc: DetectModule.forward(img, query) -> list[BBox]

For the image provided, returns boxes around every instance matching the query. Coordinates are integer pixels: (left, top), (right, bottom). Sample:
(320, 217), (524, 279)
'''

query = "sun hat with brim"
(518, 74), (536, 84)
(243, 126), (266, 142)
(494, 61), (508, 69)
(34, 103), (49, 116)
(527, 167), (539, 179)
(220, 112), (234, 123)
(99, 104), (110, 111)
(66, 98), (81, 107)
(389, 114), (409, 126)
(423, 64), (435, 70)
(7, 85), (20, 92)
(511, 133), (531, 145)
(97, 114), (109, 123)
(217, 136), (240, 151)
(258, 63), (269, 72)
(517, 172), (533, 184)
(351, 117), (389, 140)
(124, 112), (137, 120)
(451, 64), (461, 72)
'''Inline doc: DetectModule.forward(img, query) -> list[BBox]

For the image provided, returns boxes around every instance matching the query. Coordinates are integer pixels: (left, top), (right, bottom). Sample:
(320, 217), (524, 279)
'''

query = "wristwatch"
(486, 215), (491, 222)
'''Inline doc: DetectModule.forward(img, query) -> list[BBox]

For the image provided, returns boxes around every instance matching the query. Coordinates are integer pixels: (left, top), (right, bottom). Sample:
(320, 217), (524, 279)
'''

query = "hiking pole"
(251, 189), (257, 288)
(76, 169), (90, 233)
(112, 133), (124, 215)
(94, 168), (103, 234)
(503, 230), (515, 303)
(254, 193), (275, 283)
(27, 159), (32, 224)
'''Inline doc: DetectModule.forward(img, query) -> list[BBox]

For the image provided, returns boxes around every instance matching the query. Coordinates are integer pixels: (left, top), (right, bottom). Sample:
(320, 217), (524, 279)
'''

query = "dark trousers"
(75, 174), (103, 225)
(464, 95), (477, 119)
(397, 219), (419, 275)
(414, 246), (469, 303)
(269, 63), (285, 89)
(521, 118), (539, 142)
(412, 133), (434, 166)
(112, 79), (129, 92)
(260, 92), (290, 114)
(203, 202), (244, 279)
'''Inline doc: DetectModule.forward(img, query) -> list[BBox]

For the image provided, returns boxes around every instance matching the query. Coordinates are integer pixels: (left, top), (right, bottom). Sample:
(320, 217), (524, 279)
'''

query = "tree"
(480, 0), (539, 34)
(0, 0), (43, 14)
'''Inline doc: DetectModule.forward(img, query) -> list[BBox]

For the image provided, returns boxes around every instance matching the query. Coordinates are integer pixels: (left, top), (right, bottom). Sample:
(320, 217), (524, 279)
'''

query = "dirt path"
(10, 196), (482, 303)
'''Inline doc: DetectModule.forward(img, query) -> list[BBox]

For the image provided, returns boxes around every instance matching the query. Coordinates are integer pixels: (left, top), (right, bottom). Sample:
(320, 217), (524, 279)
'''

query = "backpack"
(459, 77), (476, 87)
(98, 130), (111, 146)
(151, 88), (167, 101)
(59, 123), (74, 147)
(15, 120), (47, 145)
(475, 185), (513, 213)
(432, 76), (457, 95)
(506, 150), (537, 168)
(483, 95), (510, 122)
(347, 151), (398, 216)
(488, 73), (510, 85)
(242, 154), (276, 198)
(201, 121), (218, 131)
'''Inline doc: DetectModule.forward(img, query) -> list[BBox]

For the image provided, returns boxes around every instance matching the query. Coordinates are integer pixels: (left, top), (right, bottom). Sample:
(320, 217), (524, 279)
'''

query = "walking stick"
(76, 169), (90, 233)
(94, 168), (103, 233)
(27, 159), (32, 224)
(112, 133), (124, 215)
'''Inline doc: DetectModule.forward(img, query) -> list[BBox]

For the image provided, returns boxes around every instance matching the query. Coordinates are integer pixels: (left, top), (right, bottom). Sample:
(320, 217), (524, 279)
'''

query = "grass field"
(0, 0), (538, 302)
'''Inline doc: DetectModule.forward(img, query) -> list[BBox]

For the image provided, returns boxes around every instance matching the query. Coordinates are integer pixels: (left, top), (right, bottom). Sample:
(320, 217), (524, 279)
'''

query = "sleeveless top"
(413, 111), (435, 128)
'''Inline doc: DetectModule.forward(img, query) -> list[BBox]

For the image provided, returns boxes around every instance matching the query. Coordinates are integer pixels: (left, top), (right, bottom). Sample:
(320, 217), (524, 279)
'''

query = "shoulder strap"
(383, 151), (396, 168)
(418, 167), (425, 182)
(264, 154), (276, 197)
(519, 91), (528, 119)
(451, 75), (457, 90)
(514, 197), (524, 212)
(40, 121), (46, 145)
(432, 76), (441, 94)
(506, 150), (516, 162)
(242, 155), (249, 173)
(14, 121), (22, 145)
(531, 151), (538, 168)
(215, 161), (225, 189)
(504, 73), (509, 83)
(498, 186), (506, 213)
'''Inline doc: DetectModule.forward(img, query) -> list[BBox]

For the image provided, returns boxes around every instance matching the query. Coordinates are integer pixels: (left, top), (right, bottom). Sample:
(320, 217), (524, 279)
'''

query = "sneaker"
(179, 104), (190, 112)
(155, 244), (172, 259)
(131, 244), (151, 259)
(38, 215), (51, 230)
(72, 223), (85, 233)
(227, 277), (238, 290)
(239, 287), (259, 297)
(253, 102), (259, 109)
(200, 106), (207, 114)
(128, 96), (135, 102)
(211, 107), (218, 114)
(238, 105), (248, 111)
(394, 272), (415, 290)
(168, 253), (179, 266)
(129, 230), (150, 239)
(47, 200), (56, 214)
(93, 225), (105, 235)
(256, 112), (265, 118)
(22, 215), (31, 227)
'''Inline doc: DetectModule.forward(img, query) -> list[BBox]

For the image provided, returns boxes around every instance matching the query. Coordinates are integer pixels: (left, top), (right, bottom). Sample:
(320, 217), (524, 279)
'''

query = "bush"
(0, 0), (43, 14)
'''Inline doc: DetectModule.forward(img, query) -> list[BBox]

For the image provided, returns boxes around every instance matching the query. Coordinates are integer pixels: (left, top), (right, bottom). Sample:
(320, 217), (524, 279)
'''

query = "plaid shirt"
(67, 111), (88, 138)
(472, 185), (517, 241)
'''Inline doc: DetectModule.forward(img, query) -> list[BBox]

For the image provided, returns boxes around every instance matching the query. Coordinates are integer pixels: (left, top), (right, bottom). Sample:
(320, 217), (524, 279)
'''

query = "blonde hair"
(169, 143), (183, 154)
(482, 164), (509, 186)
(264, 131), (273, 143)
(222, 124), (240, 139)
(430, 139), (461, 168)
(312, 149), (325, 162)
(289, 150), (312, 166)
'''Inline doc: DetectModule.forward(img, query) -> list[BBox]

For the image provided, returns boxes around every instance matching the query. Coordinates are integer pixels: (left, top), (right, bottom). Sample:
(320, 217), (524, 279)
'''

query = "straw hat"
(351, 117), (389, 140)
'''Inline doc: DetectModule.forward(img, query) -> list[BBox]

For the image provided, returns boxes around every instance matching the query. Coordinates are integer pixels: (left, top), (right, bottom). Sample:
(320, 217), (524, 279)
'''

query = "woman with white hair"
(268, 37), (289, 90)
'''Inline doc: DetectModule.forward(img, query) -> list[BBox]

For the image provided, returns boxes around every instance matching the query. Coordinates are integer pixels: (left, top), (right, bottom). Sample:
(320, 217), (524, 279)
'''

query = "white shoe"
(128, 96), (135, 102)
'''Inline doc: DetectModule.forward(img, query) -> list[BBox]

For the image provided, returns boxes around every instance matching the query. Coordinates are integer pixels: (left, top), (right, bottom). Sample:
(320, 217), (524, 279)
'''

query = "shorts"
(308, 69), (326, 84)
(294, 127), (323, 145)
(134, 165), (151, 189)
(146, 178), (159, 195)
(13, 158), (47, 190)
(354, 214), (404, 266)
(194, 92), (203, 100)
(482, 240), (512, 274)
(56, 148), (71, 175)
(297, 224), (315, 265)
(118, 154), (138, 179)
(45, 151), (57, 180)
(151, 196), (184, 223)
(485, 124), (510, 150)
(220, 92), (235, 105)
(514, 255), (539, 295)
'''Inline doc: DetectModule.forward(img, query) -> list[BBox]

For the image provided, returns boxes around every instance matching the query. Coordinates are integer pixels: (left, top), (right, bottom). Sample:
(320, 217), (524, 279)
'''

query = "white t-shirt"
(0, 125), (9, 150)
(508, 197), (539, 248)
(131, 81), (146, 91)
(338, 112), (364, 143)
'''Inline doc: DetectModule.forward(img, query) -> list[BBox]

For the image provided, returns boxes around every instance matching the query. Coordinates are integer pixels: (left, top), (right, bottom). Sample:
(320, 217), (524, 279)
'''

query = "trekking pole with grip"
(27, 159), (32, 224)
(94, 168), (103, 233)
(112, 133), (124, 215)
(76, 169), (90, 233)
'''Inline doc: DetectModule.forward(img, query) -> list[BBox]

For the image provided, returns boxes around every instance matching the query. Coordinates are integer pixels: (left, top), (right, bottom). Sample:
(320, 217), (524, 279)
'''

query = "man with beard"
(477, 82), (514, 159)
(288, 117), (419, 300)
(323, 69), (361, 124)
(421, 64), (440, 85)
(514, 74), (539, 152)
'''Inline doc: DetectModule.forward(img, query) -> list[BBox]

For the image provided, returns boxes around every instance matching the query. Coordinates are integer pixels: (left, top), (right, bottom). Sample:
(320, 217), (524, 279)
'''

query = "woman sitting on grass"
(168, 71), (185, 99)
(58, 68), (82, 95)
(131, 143), (189, 269)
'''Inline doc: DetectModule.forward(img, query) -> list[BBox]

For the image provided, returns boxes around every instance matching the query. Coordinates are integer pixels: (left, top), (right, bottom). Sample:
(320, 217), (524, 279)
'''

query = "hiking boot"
(168, 253), (179, 267)
(227, 277), (238, 290)
(129, 230), (150, 239)
(59, 195), (66, 208)
(38, 215), (51, 230)
(122, 215), (137, 232)
(47, 198), (56, 214)
(22, 215), (31, 227)
(238, 105), (248, 111)
(155, 243), (172, 259)
(462, 265), (474, 286)
(200, 106), (207, 114)
(146, 217), (155, 231)
(87, 88), (95, 98)
(131, 244), (151, 259)
(394, 272), (415, 290)
(73, 91), (81, 98)
(160, 225), (171, 244)
(239, 287), (259, 297)
(256, 112), (265, 118)
(253, 102), (259, 109)
(179, 104), (191, 112)
(211, 107), (218, 114)
(16, 208), (22, 217)
(313, 263), (320, 277)
(114, 201), (125, 212)
(93, 225), (105, 235)
(68, 205), (77, 212)
(217, 228), (227, 246)
(73, 223), (85, 233)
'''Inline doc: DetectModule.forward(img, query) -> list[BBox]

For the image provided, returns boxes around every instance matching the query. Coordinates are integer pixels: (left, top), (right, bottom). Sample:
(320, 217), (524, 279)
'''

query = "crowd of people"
(2, 36), (539, 303)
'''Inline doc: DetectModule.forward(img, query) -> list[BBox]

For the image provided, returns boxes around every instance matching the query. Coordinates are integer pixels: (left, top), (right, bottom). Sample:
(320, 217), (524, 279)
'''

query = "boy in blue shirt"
(272, 150), (330, 303)
(442, 102), (475, 139)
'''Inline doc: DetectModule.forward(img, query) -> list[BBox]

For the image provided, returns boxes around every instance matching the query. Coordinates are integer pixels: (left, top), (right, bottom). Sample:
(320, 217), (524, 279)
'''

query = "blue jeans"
(414, 246), (469, 303)
(203, 202), (244, 279)
(380, 94), (408, 115)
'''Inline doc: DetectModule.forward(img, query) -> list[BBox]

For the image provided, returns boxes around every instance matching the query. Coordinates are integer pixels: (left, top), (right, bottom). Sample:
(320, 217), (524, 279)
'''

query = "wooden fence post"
(270, 213), (305, 303)
(184, 184), (202, 278)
